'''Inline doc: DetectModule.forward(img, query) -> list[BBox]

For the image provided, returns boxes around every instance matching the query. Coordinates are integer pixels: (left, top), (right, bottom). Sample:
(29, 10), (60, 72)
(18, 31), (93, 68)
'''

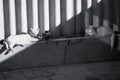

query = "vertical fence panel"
(21, 0), (28, 33)
(32, 0), (39, 29)
(82, 0), (88, 29)
(2, 0), (118, 38)
(113, 0), (120, 31)
(0, 0), (5, 40)
(27, 0), (39, 32)
(55, 0), (61, 37)
(9, 0), (16, 35)
(92, 0), (99, 27)
(49, 0), (56, 37)
(49, 0), (61, 38)
(76, 0), (82, 15)
(66, 0), (74, 37)
(84, 0), (89, 28)
(103, 0), (111, 27)
(44, 0), (50, 31)
(87, 0), (92, 26)
(15, 0), (21, 34)
(87, 0), (92, 9)
(38, 0), (44, 34)
(15, 0), (28, 34)
(66, 0), (74, 21)
(75, 0), (83, 36)
(3, 0), (10, 37)
(97, 0), (101, 3)
(27, 0), (33, 32)
(61, 0), (75, 37)
(27, 0), (39, 31)
(55, 0), (61, 27)
(86, 0), (92, 28)
(60, 0), (66, 37)
(97, 0), (103, 26)
(4, 0), (16, 37)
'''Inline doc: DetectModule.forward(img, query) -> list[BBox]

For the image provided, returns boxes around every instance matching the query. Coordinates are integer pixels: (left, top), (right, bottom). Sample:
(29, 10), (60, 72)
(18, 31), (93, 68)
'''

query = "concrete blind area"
(0, 0), (120, 39)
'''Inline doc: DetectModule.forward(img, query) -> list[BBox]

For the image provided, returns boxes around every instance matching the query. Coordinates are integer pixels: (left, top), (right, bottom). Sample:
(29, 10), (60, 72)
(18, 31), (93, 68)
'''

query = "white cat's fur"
(3, 28), (40, 53)
(85, 26), (95, 36)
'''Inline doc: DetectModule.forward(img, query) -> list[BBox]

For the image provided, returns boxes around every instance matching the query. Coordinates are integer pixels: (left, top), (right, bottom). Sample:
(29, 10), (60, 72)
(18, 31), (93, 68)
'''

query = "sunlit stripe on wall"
(21, 0), (28, 33)
(44, 0), (49, 31)
(55, 0), (61, 27)
(32, 0), (38, 29)
(76, 0), (82, 15)
(0, 0), (5, 40)
(9, 0), (16, 35)
(66, 0), (74, 20)
(97, 0), (102, 3)
(87, 0), (92, 9)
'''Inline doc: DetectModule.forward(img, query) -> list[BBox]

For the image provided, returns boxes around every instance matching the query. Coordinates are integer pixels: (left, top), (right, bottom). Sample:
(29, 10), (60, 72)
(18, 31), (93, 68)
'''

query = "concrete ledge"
(0, 37), (120, 71)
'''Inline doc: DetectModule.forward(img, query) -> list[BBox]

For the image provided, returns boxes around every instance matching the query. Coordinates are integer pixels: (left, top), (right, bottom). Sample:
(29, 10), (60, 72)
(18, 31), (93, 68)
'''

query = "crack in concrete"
(64, 40), (70, 64)
(63, 39), (83, 64)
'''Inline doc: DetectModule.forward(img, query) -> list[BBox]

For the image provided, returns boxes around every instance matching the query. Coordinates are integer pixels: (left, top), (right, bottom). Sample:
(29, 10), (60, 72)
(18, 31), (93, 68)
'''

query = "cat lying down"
(0, 28), (41, 53)
(4, 34), (39, 52)
(85, 26), (115, 51)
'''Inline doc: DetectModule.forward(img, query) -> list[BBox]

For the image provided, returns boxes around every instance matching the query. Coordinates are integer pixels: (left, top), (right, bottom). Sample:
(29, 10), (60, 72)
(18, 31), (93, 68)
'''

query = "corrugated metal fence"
(0, 0), (119, 40)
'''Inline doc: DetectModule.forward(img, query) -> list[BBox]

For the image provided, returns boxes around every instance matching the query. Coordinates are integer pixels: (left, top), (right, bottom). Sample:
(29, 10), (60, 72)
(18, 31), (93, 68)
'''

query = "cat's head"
(29, 28), (40, 37)
(85, 26), (96, 36)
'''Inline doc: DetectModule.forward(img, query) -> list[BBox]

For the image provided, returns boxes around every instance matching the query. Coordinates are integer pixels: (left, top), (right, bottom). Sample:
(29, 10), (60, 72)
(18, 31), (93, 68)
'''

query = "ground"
(0, 60), (120, 80)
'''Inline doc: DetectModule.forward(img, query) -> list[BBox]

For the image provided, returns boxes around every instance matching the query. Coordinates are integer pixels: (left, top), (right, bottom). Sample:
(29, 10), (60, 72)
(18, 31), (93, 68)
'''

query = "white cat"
(85, 26), (96, 37)
(0, 28), (40, 53)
